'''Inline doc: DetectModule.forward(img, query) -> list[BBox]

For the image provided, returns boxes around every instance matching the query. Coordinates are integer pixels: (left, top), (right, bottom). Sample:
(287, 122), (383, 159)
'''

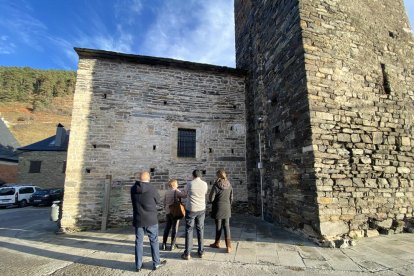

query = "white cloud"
(0, 0), (236, 69)
(141, 0), (235, 67)
(0, 2), (47, 51)
(0, 35), (16, 54)
(115, 0), (143, 25)
(1, 0), (135, 62)
(129, 0), (143, 14)
(46, 37), (78, 67)
(70, 2), (135, 54)
(73, 28), (133, 54)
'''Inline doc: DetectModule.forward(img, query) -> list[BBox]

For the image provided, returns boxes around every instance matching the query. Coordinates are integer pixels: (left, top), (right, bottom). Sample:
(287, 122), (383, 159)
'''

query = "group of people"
(130, 169), (233, 272)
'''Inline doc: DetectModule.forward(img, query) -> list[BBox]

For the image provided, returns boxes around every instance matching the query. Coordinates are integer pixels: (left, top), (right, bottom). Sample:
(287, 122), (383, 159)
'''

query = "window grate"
(177, 128), (196, 158)
(29, 161), (42, 173)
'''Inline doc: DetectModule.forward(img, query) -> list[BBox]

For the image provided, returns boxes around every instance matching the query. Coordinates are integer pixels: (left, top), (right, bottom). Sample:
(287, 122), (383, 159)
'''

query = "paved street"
(0, 207), (413, 275)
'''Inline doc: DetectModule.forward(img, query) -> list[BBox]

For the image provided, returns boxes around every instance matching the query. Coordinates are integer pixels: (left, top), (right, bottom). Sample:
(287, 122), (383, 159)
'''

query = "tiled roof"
(18, 135), (69, 152)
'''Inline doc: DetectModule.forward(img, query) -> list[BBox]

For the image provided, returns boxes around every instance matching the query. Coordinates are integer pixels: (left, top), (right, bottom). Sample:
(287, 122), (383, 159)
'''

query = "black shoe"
(198, 252), (204, 258)
(161, 243), (167, 251)
(135, 268), (141, 272)
(153, 260), (167, 270)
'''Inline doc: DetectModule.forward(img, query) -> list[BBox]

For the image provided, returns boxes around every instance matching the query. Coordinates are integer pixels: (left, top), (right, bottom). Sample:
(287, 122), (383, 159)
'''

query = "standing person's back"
(161, 179), (185, 251)
(181, 170), (208, 260)
(130, 171), (166, 272)
(209, 169), (233, 253)
(186, 176), (208, 212)
(131, 179), (159, 227)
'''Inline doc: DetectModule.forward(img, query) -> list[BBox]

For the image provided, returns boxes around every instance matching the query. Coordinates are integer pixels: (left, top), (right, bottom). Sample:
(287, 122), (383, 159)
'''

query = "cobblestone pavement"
(0, 211), (413, 275)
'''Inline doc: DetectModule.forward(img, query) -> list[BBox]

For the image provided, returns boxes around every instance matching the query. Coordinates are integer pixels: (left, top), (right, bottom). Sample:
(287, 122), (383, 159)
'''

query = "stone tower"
(235, 0), (414, 243)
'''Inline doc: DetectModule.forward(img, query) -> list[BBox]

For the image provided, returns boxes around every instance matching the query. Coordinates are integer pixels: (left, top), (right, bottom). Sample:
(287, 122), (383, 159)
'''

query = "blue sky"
(0, 0), (413, 70)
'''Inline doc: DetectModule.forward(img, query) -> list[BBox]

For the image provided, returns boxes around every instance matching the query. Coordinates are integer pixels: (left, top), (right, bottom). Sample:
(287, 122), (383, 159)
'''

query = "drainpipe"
(258, 126), (264, 220)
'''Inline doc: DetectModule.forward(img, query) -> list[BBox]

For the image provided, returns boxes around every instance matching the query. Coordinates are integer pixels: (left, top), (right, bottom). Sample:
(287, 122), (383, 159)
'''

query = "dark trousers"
(184, 210), (205, 256)
(162, 213), (180, 245)
(215, 218), (231, 240)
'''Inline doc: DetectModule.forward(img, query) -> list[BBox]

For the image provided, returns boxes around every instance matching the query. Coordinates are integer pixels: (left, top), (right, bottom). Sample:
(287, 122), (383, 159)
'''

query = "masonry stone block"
(365, 229), (380, 238)
(336, 179), (352, 187)
(373, 132), (383, 144)
(351, 134), (361, 143)
(401, 137), (411, 146)
(338, 134), (351, 142)
(384, 166), (397, 174)
(372, 219), (393, 229)
(349, 230), (365, 239)
(318, 197), (334, 204)
(319, 221), (349, 238)
(398, 167), (411, 174)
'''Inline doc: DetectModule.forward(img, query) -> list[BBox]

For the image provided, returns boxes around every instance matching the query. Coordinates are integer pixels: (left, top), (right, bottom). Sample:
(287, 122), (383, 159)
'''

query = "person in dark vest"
(131, 171), (167, 271)
(209, 169), (234, 253)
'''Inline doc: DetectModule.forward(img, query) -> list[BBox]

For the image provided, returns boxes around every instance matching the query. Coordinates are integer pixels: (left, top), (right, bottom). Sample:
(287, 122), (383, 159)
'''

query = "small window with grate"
(177, 128), (196, 158)
(29, 161), (42, 173)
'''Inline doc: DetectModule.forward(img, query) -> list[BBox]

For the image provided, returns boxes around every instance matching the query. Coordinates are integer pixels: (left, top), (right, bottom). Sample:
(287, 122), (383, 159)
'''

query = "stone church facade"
(60, 49), (247, 229)
(62, 0), (413, 244)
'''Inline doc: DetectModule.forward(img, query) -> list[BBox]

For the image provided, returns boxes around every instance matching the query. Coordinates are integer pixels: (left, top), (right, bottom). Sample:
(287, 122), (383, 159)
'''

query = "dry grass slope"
(0, 96), (73, 146)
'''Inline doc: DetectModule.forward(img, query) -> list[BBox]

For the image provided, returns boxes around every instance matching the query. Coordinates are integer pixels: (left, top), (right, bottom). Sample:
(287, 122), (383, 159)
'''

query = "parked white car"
(0, 185), (42, 208)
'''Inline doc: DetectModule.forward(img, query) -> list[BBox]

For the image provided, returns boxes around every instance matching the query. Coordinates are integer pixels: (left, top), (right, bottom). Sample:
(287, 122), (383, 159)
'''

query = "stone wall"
(235, 0), (320, 234)
(301, 0), (414, 241)
(16, 151), (67, 188)
(61, 49), (247, 230)
(235, 0), (414, 242)
(0, 161), (17, 184)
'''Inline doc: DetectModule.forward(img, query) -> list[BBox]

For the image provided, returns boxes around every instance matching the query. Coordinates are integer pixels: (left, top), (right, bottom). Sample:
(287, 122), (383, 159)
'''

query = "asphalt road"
(0, 206), (56, 239)
(0, 206), (64, 276)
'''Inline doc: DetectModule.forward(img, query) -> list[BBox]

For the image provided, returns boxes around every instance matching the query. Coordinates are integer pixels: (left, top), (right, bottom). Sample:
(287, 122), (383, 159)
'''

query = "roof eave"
(74, 47), (248, 77)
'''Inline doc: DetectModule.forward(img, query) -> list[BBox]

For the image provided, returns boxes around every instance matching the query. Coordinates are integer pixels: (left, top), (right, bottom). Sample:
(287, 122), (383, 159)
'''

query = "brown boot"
(210, 229), (221, 248)
(209, 241), (220, 248)
(225, 238), (232, 253)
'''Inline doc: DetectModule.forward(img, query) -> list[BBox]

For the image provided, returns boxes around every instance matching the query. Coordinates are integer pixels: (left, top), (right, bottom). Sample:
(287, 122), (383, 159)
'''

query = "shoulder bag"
(169, 190), (185, 219)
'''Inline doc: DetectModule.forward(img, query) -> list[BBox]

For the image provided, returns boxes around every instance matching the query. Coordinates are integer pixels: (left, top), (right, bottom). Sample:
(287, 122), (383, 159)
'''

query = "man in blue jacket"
(131, 171), (166, 272)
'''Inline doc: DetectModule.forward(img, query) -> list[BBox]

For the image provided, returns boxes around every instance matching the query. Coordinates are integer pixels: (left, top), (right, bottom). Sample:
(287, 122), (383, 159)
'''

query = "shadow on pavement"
(0, 212), (318, 271)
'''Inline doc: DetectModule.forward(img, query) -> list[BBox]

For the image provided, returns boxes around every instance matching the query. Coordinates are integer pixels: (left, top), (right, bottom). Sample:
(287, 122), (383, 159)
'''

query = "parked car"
(30, 188), (63, 206)
(0, 185), (42, 208)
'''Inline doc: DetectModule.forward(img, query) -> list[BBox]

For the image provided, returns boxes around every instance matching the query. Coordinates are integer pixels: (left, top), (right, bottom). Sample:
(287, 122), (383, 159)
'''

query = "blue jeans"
(134, 224), (160, 270)
(184, 210), (205, 256)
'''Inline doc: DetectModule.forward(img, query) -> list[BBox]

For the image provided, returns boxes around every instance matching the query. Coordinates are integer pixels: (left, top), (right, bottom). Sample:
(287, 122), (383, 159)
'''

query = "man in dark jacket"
(131, 171), (166, 271)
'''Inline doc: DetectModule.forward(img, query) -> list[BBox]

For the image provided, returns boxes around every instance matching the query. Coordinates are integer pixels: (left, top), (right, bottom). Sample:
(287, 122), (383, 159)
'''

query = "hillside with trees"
(0, 66), (76, 146)
(0, 66), (76, 110)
